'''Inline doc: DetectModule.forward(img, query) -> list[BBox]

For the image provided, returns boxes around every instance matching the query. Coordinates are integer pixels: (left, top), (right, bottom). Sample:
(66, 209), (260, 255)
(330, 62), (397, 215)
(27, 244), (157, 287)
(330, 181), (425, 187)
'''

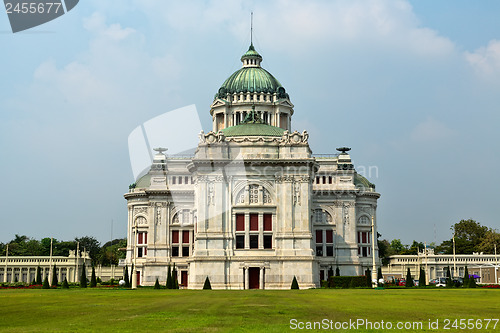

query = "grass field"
(0, 288), (499, 332)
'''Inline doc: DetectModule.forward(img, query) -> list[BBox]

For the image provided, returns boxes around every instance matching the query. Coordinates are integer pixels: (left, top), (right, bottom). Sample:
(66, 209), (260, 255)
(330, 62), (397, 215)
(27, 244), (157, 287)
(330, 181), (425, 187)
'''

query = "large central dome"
(215, 44), (288, 100)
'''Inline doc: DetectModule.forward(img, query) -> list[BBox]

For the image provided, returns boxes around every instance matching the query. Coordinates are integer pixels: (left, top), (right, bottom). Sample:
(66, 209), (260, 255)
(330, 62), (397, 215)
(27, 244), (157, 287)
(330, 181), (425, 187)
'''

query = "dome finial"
(250, 11), (253, 46)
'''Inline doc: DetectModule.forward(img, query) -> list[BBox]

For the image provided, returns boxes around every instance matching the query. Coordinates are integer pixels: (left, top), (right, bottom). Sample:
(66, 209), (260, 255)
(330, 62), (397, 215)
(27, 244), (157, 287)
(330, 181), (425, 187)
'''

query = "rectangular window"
(182, 246), (190, 257)
(138, 233), (143, 244)
(138, 248), (143, 258)
(263, 214), (272, 231)
(250, 214), (258, 231)
(172, 247), (179, 257)
(236, 235), (245, 249)
(362, 232), (367, 244)
(316, 230), (323, 243)
(326, 246), (334, 257)
(172, 177), (176, 184)
(362, 247), (368, 257)
(144, 247), (147, 256)
(172, 230), (179, 243)
(250, 235), (258, 249)
(183, 230), (190, 244)
(322, 176), (326, 184)
(236, 214), (245, 231)
(179, 176), (182, 184)
(326, 230), (333, 243)
(185, 176), (189, 184)
(320, 270), (325, 281)
(264, 235), (272, 249)
(329, 176), (332, 184)
(316, 246), (323, 257)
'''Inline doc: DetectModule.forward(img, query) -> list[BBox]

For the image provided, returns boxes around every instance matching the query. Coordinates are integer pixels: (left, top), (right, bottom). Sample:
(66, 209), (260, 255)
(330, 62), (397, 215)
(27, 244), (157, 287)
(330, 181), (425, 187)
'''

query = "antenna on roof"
(250, 11), (253, 45)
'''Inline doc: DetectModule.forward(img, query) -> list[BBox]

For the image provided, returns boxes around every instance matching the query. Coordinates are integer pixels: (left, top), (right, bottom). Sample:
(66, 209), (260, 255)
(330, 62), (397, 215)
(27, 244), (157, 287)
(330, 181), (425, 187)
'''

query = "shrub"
(42, 276), (50, 289)
(80, 265), (87, 288)
(51, 265), (58, 287)
(468, 276), (477, 288)
(328, 276), (368, 288)
(123, 267), (130, 288)
(291, 276), (299, 289)
(203, 276), (212, 290)
(365, 269), (371, 287)
(62, 278), (69, 289)
(154, 278), (160, 289)
(419, 268), (426, 287)
(36, 266), (42, 285)
(405, 268), (414, 287)
(335, 267), (340, 276)
(166, 264), (172, 289)
(463, 266), (469, 288)
(90, 266), (97, 287)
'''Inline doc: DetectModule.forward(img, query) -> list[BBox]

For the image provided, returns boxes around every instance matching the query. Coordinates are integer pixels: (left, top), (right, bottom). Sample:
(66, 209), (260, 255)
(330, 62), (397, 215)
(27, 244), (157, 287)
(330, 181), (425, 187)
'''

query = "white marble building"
(124, 44), (380, 289)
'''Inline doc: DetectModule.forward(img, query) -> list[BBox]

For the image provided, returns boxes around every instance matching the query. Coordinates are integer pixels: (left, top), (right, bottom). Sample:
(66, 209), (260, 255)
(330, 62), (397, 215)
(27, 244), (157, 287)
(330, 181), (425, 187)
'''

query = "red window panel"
(144, 233), (147, 244)
(236, 214), (245, 231)
(316, 230), (323, 243)
(144, 247), (147, 256)
(326, 230), (333, 243)
(250, 214), (258, 231)
(263, 214), (272, 231)
(183, 231), (190, 244)
(357, 232), (361, 244)
(172, 230), (179, 243)
(138, 233), (143, 244)
(362, 232), (367, 244)
(329, 176), (332, 184)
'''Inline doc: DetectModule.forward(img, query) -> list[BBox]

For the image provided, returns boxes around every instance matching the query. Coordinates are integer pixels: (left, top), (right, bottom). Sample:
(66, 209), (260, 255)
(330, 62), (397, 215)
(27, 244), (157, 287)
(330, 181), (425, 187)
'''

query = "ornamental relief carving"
(133, 207), (148, 216)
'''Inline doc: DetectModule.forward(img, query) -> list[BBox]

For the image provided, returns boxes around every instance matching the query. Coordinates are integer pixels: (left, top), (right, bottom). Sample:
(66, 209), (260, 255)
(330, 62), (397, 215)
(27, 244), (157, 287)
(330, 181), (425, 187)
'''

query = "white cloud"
(465, 39), (500, 75)
(410, 117), (455, 143)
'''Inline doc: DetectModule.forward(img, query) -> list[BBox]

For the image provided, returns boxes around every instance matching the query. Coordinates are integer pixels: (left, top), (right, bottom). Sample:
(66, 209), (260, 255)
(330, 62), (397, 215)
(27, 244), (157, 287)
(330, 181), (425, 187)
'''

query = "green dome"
(218, 67), (283, 95)
(222, 123), (285, 137)
(215, 45), (289, 100)
(354, 174), (375, 190)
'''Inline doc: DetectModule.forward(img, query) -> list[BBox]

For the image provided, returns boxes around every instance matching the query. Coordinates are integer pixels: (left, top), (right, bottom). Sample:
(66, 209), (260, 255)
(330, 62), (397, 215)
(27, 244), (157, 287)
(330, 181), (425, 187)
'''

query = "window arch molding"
(232, 181), (276, 206)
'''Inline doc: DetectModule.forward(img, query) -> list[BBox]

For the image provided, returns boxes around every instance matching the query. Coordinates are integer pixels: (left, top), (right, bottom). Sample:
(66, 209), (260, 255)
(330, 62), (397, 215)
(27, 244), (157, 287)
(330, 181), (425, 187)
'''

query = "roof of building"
(135, 174), (151, 188)
(215, 45), (288, 99)
(221, 122), (286, 137)
(354, 174), (375, 189)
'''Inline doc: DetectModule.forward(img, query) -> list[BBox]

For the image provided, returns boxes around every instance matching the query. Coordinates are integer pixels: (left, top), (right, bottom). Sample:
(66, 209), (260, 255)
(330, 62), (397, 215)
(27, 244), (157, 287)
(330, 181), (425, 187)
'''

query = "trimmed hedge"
(328, 276), (368, 288)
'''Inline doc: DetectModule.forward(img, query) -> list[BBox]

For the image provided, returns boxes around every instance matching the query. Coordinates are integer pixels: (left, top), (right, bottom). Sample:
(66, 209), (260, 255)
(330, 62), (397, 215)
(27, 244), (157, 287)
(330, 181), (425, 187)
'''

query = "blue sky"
(1, 0), (500, 247)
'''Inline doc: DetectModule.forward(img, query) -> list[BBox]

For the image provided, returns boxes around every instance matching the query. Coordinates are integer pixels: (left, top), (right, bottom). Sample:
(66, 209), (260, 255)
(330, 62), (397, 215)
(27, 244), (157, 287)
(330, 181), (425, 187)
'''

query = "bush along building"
(124, 44), (380, 289)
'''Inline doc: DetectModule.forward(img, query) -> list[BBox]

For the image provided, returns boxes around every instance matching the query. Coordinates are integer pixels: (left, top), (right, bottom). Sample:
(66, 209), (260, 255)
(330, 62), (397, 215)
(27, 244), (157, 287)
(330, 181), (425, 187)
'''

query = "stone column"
(259, 267), (264, 290)
(244, 268), (249, 290)
(244, 213), (250, 250)
(258, 213), (264, 249)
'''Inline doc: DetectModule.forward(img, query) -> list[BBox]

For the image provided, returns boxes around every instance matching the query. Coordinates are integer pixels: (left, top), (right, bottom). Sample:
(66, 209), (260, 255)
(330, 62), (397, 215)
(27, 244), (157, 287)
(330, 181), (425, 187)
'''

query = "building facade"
(382, 250), (500, 284)
(124, 44), (380, 289)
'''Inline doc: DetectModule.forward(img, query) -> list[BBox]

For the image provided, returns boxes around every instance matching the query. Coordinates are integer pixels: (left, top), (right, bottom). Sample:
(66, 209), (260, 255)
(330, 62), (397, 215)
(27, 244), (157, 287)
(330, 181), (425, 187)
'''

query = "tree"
(402, 241), (424, 255)
(377, 267), (383, 281)
(418, 268), (426, 287)
(451, 219), (488, 254)
(166, 264), (173, 289)
(51, 265), (58, 287)
(463, 266), (470, 287)
(389, 239), (406, 255)
(90, 265), (97, 287)
(172, 263), (179, 289)
(154, 278), (160, 289)
(365, 269), (371, 287)
(36, 266), (42, 285)
(405, 268), (414, 287)
(478, 229), (500, 254)
(97, 238), (127, 266)
(80, 264), (87, 288)
(123, 266), (130, 288)
(62, 278), (69, 289)
(378, 239), (391, 265)
(291, 276), (299, 289)
(328, 266), (334, 279)
(129, 264), (134, 287)
(203, 276), (212, 290)
(42, 276), (50, 289)
(74, 236), (101, 264)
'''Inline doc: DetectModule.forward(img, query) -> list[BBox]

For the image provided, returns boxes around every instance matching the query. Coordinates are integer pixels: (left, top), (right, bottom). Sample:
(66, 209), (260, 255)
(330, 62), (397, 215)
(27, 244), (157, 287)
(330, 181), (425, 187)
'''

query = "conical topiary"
(365, 269), (371, 287)
(80, 264), (87, 288)
(446, 267), (453, 287)
(154, 278), (160, 289)
(291, 276), (299, 289)
(31, 278), (36, 286)
(463, 266), (469, 287)
(419, 268), (426, 287)
(405, 268), (414, 287)
(336, 267), (341, 276)
(129, 264), (134, 287)
(203, 276), (212, 290)
(377, 267), (383, 281)
(166, 264), (172, 289)
(36, 266), (42, 285)
(62, 277), (69, 289)
(51, 265), (58, 287)
(90, 266), (97, 287)
(123, 266), (130, 288)
(172, 263), (179, 289)
(42, 276), (50, 289)
(468, 275), (477, 288)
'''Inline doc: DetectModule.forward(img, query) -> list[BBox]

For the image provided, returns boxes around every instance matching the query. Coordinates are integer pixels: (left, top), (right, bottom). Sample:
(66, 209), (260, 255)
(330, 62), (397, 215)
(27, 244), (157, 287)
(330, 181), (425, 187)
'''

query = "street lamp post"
(131, 226), (137, 289)
(453, 234), (456, 279)
(371, 216), (377, 288)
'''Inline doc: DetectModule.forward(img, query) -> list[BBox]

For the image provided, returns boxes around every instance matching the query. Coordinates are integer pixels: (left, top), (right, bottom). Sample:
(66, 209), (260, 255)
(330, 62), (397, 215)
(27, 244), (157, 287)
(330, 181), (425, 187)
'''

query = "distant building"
(124, 44), (381, 289)
(382, 249), (500, 284)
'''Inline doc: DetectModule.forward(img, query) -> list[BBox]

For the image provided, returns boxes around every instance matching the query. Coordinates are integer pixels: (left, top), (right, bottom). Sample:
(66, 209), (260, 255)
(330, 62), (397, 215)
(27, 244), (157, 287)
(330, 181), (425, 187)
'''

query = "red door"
(249, 267), (260, 289)
(136, 271), (140, 286)
(181, 271), (188, 287)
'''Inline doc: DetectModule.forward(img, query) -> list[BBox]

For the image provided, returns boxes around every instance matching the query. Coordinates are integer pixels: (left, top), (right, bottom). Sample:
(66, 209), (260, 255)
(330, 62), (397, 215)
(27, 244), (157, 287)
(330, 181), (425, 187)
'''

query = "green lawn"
(0, 288), (499, 332)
